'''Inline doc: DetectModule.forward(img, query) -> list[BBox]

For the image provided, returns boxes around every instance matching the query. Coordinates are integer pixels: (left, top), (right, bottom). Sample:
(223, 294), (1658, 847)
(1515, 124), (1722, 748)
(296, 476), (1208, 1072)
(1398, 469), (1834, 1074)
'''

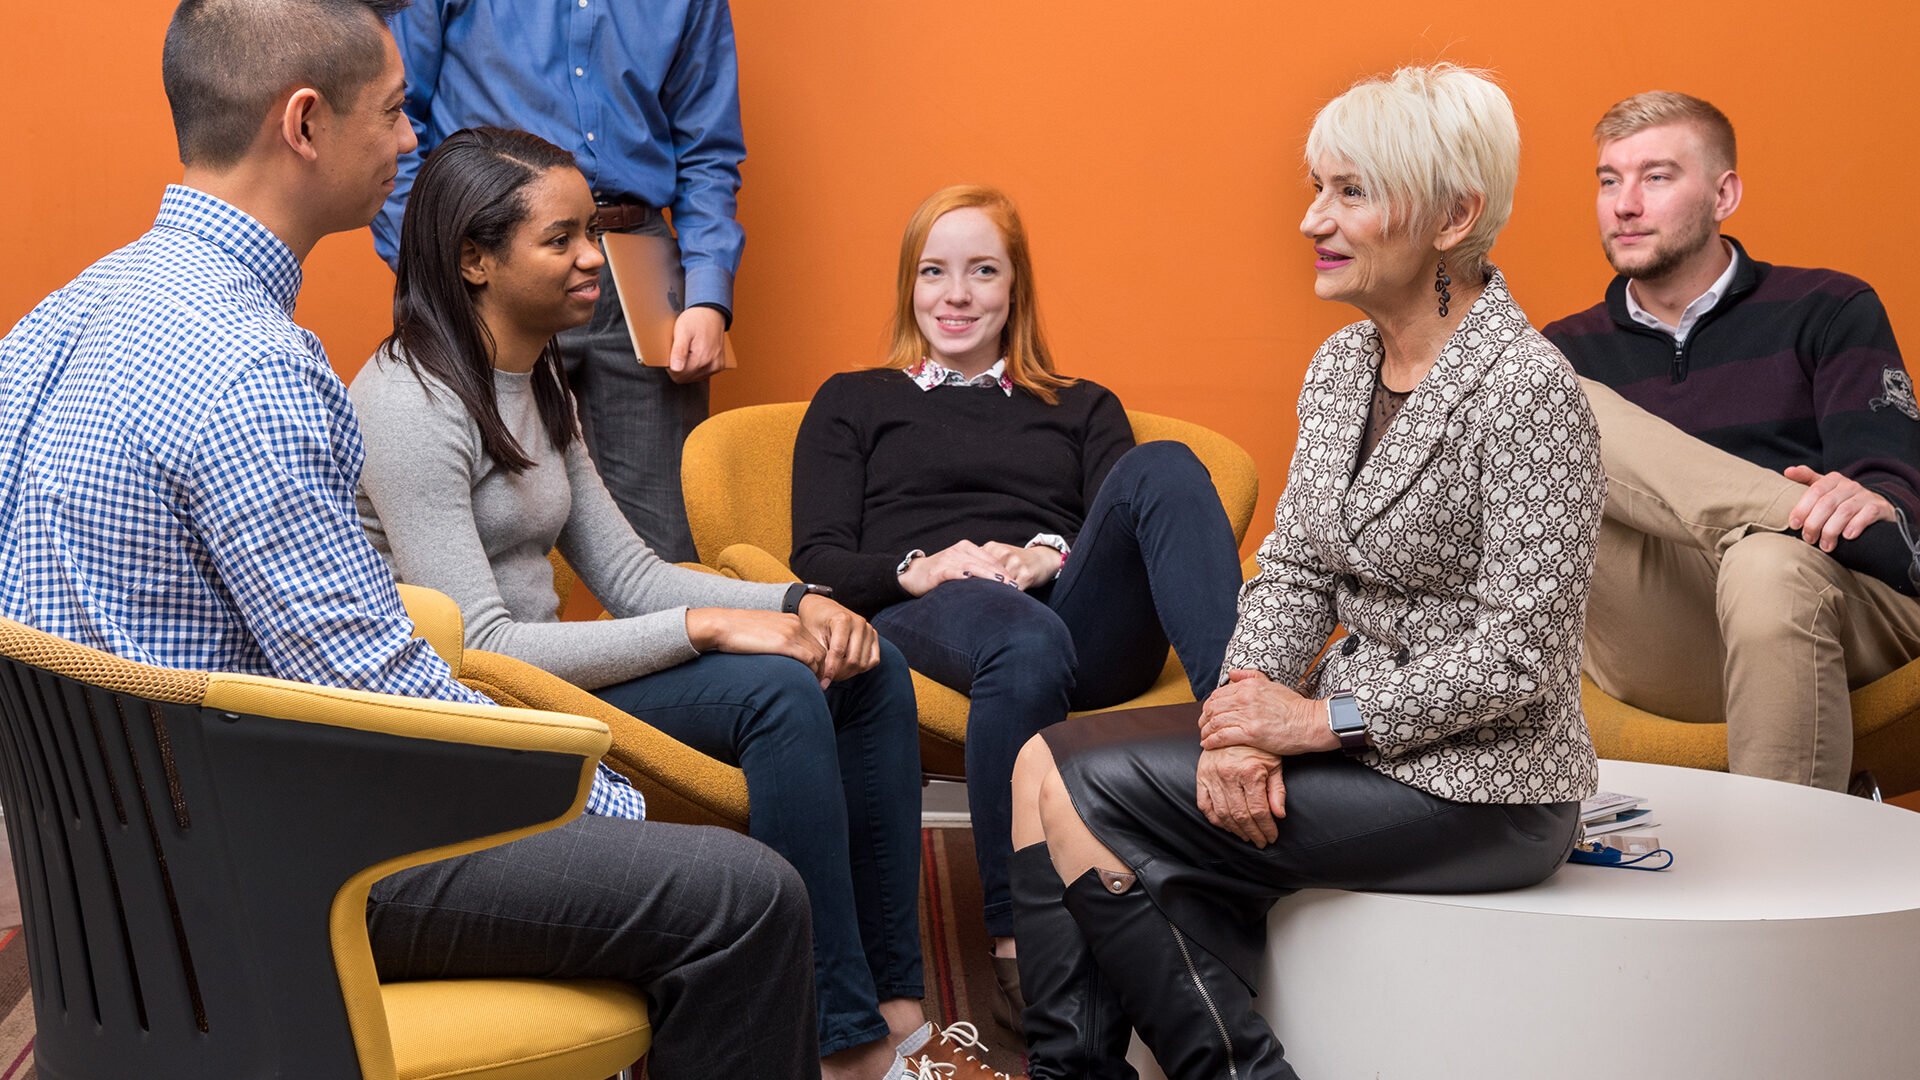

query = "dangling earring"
(1434, 258), (1452, 317)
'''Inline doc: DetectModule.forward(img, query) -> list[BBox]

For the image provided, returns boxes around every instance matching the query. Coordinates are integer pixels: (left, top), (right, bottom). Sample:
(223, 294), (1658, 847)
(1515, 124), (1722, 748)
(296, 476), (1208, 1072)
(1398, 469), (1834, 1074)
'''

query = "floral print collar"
(907, 356), (1013, 396)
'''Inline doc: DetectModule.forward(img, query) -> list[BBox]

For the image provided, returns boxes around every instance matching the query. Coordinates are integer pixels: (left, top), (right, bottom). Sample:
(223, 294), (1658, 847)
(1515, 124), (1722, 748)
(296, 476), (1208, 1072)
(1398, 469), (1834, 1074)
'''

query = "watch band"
(781, 582), (833, 614)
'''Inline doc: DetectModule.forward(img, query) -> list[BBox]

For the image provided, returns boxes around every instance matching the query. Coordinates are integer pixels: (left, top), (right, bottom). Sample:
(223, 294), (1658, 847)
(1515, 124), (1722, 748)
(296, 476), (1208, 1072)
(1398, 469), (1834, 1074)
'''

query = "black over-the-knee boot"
(1010, 843), (1138, 1080)
(1061, 868), (1297, 1080)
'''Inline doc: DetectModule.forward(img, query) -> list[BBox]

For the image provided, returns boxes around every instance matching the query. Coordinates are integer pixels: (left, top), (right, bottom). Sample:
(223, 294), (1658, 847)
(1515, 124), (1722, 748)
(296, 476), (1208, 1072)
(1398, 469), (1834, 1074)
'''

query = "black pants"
(1044, 704), (1579, 988)
(367, 815), (819, 1078)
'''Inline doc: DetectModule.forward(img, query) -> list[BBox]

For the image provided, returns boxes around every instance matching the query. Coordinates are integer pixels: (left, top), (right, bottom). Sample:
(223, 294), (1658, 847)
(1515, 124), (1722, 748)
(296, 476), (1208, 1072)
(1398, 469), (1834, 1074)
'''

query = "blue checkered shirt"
(0, 186), (644, 819)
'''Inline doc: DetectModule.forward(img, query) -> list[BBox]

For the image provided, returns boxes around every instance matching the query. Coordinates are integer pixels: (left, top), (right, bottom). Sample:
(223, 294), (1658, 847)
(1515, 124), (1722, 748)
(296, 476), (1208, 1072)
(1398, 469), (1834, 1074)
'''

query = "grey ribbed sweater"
(350, 352), (787, 689)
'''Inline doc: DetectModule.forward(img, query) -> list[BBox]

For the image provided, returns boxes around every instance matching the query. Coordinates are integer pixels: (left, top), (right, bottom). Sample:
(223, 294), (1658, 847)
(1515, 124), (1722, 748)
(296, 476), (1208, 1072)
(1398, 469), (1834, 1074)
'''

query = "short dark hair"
(385, 127), (583, 472)
(162, 0), (411, 168)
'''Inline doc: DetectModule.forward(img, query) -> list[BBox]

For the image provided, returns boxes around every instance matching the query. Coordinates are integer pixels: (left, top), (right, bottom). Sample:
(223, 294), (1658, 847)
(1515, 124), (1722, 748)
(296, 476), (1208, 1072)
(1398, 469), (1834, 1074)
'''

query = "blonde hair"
(885, 185), (1073, 405)
(1593, 91), (1737, 174)
(1304, 63), (1519, 280)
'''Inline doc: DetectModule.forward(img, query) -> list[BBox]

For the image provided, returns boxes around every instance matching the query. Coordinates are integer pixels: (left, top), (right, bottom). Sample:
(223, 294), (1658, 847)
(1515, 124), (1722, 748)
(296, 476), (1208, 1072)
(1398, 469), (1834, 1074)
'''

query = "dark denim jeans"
(870, 442), (1242, 937)
(595, 642), (924, 1057)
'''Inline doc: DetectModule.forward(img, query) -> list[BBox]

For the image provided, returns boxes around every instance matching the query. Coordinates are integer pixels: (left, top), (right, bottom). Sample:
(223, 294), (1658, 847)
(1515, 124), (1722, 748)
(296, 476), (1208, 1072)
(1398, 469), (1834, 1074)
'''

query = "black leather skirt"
(1042, 702), (1580, 987)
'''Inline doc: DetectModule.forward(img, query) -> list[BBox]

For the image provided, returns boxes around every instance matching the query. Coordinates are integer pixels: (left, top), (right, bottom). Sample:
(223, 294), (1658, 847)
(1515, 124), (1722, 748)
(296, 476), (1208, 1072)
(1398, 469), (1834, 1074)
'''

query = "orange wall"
(5, 1), (1917, 538)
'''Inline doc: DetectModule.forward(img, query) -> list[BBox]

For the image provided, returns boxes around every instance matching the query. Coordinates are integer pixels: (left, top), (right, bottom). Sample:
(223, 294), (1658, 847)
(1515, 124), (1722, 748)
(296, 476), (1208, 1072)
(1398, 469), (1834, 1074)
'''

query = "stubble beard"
(1601, 209), (1718, 285)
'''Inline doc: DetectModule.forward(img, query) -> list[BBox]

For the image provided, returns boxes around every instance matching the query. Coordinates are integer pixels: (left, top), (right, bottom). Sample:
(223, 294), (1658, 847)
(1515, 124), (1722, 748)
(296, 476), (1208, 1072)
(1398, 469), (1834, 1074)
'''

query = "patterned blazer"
(1225, 271), (1605, 804)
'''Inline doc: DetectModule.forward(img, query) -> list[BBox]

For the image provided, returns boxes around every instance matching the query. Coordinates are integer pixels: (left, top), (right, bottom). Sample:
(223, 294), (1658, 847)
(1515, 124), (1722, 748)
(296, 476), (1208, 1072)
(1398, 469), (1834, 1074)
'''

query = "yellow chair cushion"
(384, 978), (650, 1080)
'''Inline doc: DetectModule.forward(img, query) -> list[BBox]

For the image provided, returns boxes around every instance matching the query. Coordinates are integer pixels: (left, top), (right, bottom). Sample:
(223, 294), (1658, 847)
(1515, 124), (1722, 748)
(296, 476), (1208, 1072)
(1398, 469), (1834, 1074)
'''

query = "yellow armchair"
(681, 401), (1260, 777)
(0, 616), (648, 1080)
(398, 584), (750, 830)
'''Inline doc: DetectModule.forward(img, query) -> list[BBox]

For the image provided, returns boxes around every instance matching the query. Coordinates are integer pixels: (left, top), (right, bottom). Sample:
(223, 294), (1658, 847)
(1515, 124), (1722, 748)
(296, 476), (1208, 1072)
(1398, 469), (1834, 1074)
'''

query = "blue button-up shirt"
(374, 0), (746, 316)
(1, 186), (644, 819)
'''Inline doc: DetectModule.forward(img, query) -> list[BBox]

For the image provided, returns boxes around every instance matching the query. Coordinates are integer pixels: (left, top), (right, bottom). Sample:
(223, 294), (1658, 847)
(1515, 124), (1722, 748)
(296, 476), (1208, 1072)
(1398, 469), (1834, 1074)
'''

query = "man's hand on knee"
(1784, 465), (1896, 551)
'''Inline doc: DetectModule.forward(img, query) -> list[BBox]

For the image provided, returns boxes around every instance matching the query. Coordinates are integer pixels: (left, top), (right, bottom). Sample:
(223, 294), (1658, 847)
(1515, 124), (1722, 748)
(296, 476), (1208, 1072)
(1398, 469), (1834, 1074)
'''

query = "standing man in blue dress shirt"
(372, 0), (745, 562)
(0, 2), (815, 1074)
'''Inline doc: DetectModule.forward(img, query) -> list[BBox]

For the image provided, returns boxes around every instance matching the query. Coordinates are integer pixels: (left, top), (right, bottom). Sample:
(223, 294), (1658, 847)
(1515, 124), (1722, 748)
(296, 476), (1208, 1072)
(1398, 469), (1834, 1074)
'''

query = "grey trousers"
(557, 217), (707, 564)
(367, 815), (820, 1078)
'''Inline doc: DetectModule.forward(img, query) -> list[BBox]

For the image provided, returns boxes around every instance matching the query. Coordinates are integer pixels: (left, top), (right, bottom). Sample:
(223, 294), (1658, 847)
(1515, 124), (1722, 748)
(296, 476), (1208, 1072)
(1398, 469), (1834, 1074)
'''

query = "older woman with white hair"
(1003, 65), (1608, 1079)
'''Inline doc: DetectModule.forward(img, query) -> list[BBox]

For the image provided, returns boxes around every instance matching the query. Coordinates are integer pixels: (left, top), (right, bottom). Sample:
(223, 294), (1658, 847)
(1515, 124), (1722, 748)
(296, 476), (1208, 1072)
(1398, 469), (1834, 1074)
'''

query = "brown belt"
(593, 201), (662, 233)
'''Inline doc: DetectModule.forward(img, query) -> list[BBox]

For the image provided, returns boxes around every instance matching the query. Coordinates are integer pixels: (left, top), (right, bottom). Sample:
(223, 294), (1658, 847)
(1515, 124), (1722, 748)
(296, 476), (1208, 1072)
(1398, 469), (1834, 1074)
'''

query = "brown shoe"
(899, 1021), (1025, 1079)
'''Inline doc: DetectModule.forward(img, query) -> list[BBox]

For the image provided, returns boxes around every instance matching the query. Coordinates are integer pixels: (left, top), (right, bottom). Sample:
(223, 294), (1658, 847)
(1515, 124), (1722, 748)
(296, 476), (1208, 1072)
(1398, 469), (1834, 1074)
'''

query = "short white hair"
(1305, 64), (1519, 279)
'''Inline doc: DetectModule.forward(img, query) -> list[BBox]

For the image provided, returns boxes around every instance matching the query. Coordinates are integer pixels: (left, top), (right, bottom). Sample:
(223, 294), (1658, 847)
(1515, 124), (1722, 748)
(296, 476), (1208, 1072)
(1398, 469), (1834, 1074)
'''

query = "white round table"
(1127, 759), (1920, 1079)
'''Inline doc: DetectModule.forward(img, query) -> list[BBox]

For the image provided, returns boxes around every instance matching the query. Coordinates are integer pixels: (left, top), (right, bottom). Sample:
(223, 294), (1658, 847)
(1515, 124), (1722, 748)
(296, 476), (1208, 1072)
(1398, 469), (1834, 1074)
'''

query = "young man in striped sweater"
(1544, 91), (1920, 793)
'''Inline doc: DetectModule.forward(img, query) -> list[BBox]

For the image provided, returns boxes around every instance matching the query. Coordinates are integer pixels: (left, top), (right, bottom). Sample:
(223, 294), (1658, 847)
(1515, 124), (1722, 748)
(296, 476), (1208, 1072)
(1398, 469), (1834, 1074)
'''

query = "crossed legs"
(1579, 379), (1920, 788)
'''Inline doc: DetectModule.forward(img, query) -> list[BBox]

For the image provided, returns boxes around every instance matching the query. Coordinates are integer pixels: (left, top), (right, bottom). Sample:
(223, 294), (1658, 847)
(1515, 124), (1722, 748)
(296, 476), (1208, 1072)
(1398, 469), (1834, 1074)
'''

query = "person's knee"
(1109, 440), (1209, 493)
(1012, 733), (1058, 794)
(987, 608), (1076, 678)
(719, 653), (839, 744)
(1717, 532), (1847, 637)
(713, 828), (811, 939)
(736, 651), (831, 700)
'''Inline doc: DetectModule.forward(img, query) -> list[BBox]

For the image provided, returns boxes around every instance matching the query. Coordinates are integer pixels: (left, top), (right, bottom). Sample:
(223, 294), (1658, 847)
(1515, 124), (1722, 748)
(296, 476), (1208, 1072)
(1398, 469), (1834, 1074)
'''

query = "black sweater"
(1544, 238), (1920, 594)
(791, 369), (1134, 615)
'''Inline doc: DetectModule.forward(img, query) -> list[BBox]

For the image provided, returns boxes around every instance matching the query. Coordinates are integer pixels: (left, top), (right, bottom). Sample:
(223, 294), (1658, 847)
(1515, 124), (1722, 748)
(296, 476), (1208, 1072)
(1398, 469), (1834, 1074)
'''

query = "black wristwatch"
(1326, 690), (1369, 755)
(782, 582), (834, 614)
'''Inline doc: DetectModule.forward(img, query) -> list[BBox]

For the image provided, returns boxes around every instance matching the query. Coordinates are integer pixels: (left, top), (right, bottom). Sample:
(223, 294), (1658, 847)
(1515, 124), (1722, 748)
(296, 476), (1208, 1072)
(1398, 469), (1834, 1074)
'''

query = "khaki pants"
(1580, 379), (1920, 790)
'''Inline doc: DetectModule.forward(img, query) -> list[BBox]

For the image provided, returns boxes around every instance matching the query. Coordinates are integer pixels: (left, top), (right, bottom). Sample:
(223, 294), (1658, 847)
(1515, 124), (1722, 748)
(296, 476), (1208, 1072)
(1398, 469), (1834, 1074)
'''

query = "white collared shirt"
(906, 356), (1013, 396)
(1624, 240), (1740, 347)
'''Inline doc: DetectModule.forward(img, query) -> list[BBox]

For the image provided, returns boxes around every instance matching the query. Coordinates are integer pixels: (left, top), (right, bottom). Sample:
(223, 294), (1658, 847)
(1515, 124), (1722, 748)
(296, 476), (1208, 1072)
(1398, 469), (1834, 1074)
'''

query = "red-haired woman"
(791, 185), (1244, 1021)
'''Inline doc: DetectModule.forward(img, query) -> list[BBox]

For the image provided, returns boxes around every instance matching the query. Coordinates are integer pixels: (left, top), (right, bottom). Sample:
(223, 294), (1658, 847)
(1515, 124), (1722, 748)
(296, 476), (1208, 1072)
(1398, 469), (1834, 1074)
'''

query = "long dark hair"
(384, 126), (581, 472)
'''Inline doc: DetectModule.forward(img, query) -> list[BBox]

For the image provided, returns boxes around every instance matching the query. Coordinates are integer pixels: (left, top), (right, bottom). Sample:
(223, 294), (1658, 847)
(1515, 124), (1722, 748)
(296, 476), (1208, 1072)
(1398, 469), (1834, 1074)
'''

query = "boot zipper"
(1169, 921), (1238, 1079)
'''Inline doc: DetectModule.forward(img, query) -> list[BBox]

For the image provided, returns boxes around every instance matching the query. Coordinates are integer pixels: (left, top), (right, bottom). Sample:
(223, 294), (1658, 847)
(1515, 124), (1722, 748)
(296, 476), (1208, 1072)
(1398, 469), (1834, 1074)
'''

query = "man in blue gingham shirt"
(0, 184), (644, 821)
(0, 5), (820, 1074)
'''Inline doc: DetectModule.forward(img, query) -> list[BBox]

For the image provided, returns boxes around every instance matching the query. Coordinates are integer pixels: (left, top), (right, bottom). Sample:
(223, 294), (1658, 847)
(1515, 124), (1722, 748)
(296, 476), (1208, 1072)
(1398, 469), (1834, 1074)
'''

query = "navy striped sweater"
(1544, 237), (1920, 594)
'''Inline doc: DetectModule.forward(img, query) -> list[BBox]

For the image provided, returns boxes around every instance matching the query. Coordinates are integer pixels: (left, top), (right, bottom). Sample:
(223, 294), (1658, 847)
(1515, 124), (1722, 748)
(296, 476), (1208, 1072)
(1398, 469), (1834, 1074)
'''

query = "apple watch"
(1326, 690), (1369, 755)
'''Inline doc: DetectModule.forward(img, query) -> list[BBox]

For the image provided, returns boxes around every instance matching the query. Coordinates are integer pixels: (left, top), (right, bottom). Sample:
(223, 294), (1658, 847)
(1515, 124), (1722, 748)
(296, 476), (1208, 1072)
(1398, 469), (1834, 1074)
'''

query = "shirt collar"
(152, 184), (304, 316)
(1624, 239), (1739, 345)
(908, 356), (1013, 396)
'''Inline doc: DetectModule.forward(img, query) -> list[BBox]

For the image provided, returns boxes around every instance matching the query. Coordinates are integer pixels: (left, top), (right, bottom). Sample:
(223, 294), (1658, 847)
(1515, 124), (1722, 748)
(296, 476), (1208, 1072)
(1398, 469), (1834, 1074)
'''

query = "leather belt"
(593, 200), (662, 233)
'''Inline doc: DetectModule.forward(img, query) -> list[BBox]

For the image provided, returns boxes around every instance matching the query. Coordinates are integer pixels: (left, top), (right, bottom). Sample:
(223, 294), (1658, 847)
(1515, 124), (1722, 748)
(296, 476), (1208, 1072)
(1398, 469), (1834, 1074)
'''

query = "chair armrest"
(202, 672), (607, 760)
(715, 543), (801, 586)
(191, 672), (612, 1080)
(397, 584), (466, 677)
(457, 649), (752, 831)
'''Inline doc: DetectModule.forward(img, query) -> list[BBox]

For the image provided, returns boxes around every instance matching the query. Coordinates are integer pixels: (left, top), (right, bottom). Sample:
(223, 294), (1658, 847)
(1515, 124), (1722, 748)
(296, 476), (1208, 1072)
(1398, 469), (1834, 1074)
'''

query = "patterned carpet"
(917, 827), (1026, 1076)
(0, 929), (33, 1080)
(0, 828), (1017, 1080)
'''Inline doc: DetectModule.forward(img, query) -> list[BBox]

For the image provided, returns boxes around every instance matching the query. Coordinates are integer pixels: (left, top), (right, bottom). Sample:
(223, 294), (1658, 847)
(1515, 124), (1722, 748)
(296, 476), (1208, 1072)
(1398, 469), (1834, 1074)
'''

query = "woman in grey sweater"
(352, 128), (998, 1080)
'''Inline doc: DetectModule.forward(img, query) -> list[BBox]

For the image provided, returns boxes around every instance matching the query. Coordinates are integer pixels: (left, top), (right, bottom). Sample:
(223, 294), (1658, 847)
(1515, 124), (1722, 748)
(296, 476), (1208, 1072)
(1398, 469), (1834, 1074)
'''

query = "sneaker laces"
(903, 1021), (1013, 1079)
(938, 1021), (989, 1053)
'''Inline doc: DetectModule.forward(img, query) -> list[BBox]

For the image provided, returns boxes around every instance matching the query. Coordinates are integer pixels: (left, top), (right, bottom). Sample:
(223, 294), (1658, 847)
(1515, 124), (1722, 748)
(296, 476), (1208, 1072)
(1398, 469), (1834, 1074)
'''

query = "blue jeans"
(595, 642), (923, 1057)
(870, 442), (1243, 937)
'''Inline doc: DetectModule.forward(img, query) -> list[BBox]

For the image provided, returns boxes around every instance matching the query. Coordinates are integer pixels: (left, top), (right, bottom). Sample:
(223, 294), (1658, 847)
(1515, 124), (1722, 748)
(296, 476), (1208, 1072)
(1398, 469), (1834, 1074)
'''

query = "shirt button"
(574, 67), (585, 76)
(578, 0), (588, 6)
(586, 132), (596, 142)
